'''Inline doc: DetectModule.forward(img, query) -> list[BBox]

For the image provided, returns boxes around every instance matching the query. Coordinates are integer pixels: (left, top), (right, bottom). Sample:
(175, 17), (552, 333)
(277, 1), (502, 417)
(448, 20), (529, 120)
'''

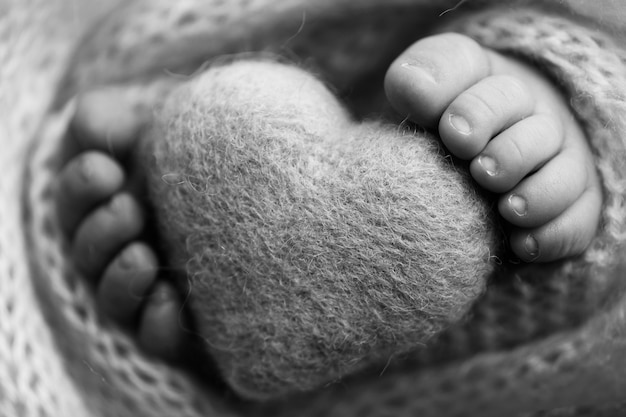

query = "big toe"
(384, 33), (492, 127)
(71, 88), (148, 158)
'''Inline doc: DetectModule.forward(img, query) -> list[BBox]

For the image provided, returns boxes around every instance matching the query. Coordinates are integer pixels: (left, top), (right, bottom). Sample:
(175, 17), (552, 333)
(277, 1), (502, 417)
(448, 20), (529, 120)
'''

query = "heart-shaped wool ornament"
(141, 60), (502, 400)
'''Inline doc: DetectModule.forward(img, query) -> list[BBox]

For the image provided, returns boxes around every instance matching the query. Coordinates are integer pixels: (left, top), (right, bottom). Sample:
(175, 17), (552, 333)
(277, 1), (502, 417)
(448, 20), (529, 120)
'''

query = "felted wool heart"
(141, 59), (501, 400)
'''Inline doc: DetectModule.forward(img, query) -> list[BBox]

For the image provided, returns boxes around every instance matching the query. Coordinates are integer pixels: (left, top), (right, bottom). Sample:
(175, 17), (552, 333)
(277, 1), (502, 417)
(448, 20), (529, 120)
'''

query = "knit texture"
(6, 1), (626, 416)
(143, 60), (500, 399)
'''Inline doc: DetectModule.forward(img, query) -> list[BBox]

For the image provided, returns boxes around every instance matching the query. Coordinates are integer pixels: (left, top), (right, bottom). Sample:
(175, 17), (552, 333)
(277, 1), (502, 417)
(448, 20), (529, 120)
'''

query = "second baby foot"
(385, 33), (602, 262)
(54, 88), (187, 360)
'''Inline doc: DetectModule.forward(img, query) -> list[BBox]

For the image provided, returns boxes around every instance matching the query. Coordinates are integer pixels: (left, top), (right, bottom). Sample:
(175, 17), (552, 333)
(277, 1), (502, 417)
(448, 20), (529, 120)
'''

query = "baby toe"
(72, 193), (145, 279)
(71, 88), (147, 157)
(440, 75), (535, 160)
(384, 33), (491, 127)
(498, 148), (590, 229)
(509, 186), (602, 262)
(470, 114), (563, 192)
(97, 242), (159, 327)
(56, 151), (125, 236)
(139, 281), (187, 361)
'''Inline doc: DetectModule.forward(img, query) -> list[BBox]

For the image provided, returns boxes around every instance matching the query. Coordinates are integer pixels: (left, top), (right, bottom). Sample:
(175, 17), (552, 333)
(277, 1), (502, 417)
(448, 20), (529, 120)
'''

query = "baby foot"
(385, 33), (602, 263)
(54, 88), (187, 359)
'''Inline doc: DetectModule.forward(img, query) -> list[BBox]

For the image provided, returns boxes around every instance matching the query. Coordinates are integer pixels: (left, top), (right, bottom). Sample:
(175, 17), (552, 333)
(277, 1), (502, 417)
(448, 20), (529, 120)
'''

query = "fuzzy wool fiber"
(142, 60), (501, 400)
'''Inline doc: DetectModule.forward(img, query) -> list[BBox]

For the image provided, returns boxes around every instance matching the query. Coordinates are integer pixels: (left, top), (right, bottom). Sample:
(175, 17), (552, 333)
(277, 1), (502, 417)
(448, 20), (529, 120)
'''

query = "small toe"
(72, 193), (145, 279)
(440, 75), (535, 159)
(498, 148), (590, 228)
(56, 151), (125, 236)
(71, 88), (147, 157)
(139, 281), (187, 361)
(384, 33), (491, 127)
(97, 242), (159, 327)
(509, 185), (602, 262)
(470, 114), (563, 192)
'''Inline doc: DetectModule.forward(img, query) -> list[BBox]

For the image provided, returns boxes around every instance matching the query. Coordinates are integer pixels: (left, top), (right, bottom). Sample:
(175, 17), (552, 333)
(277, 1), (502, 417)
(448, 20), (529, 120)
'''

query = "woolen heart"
(140, 60), (501, 400)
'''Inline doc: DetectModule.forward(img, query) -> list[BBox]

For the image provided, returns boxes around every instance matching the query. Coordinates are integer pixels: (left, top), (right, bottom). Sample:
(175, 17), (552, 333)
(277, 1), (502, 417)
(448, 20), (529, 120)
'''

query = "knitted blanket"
(4, 0), (626, 416)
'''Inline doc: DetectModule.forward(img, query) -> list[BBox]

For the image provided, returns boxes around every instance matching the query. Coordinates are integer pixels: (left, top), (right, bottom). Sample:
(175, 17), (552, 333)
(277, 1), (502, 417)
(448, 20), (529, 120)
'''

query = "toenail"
(400, 61), (437, 84)
(109, 193), (131, 213)
(151, 286), (175, 305)
(78, 157), (95, 182)
(449, 114), (472, 135)
(118, 246), (138, 269)
(108, 195), (123, 213)
(478, 155), (498, 176)
(508, 194), (527, 217)
(524, 234), (539, 259)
